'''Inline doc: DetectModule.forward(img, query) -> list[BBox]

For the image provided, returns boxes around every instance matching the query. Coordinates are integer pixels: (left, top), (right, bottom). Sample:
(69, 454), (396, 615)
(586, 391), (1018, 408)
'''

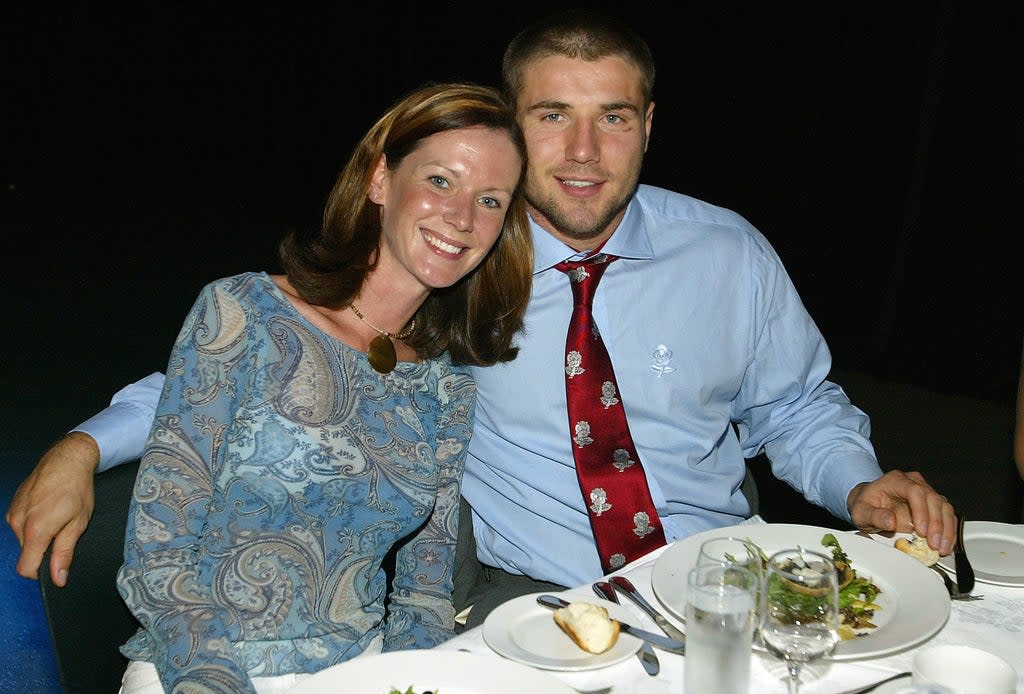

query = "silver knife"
(593, 581), (659, 675)
(609, 575), (688, 644)
(537, 594), (686, 655)
(953, 512), (976, 594)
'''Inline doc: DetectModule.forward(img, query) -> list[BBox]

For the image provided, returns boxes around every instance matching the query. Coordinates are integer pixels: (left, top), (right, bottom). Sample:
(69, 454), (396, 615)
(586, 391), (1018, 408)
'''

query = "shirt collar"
(531, 195), (655, 274)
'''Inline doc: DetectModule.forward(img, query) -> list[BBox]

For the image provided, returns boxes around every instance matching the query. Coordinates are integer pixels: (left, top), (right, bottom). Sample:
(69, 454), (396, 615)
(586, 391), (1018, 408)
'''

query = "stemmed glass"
(759, 548), (840, 694)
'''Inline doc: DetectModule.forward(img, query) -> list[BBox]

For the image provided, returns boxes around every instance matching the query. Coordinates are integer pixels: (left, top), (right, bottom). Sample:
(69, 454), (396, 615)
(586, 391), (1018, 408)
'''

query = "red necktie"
(556, 254), (667, 573)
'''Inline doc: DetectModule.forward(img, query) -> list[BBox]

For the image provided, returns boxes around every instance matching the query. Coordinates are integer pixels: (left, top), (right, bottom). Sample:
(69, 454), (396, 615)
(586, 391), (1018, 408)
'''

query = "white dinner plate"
(651, 523), (950, 660)
(482, 591), (642, 671)
(936, 521), (1024, 587)
(287, 649), (576, 694)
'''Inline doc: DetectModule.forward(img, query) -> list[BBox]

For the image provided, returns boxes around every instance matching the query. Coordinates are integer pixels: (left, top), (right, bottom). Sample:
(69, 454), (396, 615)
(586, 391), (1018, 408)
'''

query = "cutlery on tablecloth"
(592, 581), (659, 676)
(832, 671), (911, 694)
(931, 563), (983, 600)
(953, 511), (976, 594)
(608, 575), (688, 645)
(857, 529), (981, 600)
(536, 594), (686, 654)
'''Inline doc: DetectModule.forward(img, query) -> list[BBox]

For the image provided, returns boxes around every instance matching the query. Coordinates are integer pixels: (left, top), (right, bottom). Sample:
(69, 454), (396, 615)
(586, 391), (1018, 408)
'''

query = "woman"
(115, 82), (532, 694)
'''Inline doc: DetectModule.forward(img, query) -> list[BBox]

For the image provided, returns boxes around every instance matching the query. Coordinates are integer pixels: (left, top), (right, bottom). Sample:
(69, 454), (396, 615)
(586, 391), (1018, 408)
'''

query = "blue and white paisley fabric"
(116, 272), (475, 694)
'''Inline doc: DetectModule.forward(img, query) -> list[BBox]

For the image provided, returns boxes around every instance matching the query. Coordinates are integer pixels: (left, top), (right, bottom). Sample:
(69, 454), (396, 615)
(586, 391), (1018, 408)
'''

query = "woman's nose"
(442, 197), (472, 231)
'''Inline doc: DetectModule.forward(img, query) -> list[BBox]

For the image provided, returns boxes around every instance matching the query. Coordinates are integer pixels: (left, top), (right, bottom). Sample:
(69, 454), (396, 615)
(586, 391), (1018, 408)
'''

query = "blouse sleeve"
(116, 280), (256, 693)
(382, 369), (477, 651)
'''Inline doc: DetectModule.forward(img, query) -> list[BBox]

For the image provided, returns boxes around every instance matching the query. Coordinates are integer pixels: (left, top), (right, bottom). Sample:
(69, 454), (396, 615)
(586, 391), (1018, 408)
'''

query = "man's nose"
(566, 121), (600, 164)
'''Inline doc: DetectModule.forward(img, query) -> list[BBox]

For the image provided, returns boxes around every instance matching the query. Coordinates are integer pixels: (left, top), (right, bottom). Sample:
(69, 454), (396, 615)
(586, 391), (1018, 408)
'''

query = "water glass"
(684, 563), (758, 694)
(696, 536), (765, 587)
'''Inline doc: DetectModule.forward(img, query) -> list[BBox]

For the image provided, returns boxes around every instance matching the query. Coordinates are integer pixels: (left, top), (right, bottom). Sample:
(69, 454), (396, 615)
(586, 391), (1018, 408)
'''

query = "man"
(8, 10), (955, 627)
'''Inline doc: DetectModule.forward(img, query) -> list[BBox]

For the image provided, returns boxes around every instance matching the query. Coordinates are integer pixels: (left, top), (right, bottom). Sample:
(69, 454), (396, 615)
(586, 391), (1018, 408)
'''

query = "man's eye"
(604, 114), (624, 124)
(542, 113), (564, 123)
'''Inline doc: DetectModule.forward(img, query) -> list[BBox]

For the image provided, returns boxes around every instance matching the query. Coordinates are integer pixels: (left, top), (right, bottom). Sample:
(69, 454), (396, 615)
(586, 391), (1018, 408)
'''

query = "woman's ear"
(368, 154), (388, 204)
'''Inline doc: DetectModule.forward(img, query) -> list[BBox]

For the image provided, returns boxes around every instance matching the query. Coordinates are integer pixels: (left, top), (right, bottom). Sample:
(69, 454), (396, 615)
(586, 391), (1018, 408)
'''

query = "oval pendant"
(367, 334), (397, 373)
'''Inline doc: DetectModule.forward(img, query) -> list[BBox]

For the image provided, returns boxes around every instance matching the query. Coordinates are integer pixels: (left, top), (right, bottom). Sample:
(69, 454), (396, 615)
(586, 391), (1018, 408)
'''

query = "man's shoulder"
(634, 184), (754, 231)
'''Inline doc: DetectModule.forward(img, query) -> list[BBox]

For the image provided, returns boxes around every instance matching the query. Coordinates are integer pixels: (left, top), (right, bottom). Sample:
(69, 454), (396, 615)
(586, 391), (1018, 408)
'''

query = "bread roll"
(894, 533), (940, 566)
(553, 601), (621, 654)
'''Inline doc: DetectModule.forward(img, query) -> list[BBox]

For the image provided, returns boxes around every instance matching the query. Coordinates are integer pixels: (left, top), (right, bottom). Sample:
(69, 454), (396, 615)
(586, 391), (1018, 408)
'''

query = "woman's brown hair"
(279, 82), (533, 366)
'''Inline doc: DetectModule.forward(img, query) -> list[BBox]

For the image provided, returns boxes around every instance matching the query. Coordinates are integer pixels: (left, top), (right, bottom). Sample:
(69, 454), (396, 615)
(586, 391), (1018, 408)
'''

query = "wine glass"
(759, 548), (840, 694)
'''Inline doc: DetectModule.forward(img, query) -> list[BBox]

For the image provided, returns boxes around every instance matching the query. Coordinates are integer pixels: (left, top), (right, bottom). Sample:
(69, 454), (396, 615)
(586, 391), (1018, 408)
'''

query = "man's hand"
(847, 470), (956, 555)
(6, 432), (100, 586)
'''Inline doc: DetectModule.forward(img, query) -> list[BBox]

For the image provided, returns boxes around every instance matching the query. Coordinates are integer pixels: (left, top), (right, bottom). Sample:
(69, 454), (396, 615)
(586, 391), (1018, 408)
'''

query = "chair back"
(39, 460), (140, 693)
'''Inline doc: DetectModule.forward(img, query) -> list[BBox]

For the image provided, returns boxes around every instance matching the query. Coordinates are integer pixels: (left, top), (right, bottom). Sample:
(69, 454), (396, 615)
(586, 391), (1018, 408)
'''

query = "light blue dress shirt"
(78, 185), (881, 588)
(462, 185), (880, 586)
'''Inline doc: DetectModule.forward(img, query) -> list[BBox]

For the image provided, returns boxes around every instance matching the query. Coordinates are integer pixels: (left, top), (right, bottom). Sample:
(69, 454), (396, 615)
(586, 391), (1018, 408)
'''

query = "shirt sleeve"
(382, 371), (476, 651)
(116, 284), (255, 693)
(733, 237), (881, 522)
(72, 371), (165, 472)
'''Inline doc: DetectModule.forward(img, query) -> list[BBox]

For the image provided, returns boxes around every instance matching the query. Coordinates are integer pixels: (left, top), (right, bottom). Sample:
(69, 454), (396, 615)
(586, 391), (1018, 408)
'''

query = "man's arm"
(5, 372), (165, 585)
(737, 233), (955, 554)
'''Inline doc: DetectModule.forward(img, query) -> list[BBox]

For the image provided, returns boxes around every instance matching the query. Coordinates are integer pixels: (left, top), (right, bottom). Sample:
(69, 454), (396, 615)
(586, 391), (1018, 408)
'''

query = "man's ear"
(643, 100), (655, 153)
(368, 154), (388, 203)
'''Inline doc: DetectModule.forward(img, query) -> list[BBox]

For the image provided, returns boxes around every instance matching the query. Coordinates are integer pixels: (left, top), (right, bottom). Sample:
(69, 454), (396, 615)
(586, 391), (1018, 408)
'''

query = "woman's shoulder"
(182, 273), (291, 328)
(197, 271), (279, 303)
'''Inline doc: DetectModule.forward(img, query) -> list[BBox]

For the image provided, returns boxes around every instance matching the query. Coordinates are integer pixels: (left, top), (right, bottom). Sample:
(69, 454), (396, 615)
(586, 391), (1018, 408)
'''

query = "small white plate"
(482, 592), (642, 671)
(651, 523), (950, 661)
(936, 521), (1024, 586)
(287, 649), (577, 694)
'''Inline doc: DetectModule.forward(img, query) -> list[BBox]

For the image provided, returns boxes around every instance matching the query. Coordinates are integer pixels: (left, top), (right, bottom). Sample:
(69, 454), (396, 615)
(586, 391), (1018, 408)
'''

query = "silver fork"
(931, 563), (983, 600)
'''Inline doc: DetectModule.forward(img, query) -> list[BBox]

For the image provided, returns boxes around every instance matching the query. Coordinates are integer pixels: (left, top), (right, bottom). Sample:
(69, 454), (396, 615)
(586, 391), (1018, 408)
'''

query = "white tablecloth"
(435, 526), (1024, 693)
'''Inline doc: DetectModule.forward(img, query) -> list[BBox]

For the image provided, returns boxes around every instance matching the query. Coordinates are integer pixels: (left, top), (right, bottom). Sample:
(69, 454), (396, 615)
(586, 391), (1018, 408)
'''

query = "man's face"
(515, 54), (654, 250)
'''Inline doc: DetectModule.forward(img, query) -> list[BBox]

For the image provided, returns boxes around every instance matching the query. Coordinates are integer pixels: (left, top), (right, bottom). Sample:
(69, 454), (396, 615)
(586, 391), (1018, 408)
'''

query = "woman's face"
(370, 125), (522, 293)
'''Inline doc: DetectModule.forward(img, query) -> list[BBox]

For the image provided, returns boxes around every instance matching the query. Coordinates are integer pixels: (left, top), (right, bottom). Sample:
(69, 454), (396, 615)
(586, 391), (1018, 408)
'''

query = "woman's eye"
(479, 196), (501, 209)
(429, 175), (450, 188)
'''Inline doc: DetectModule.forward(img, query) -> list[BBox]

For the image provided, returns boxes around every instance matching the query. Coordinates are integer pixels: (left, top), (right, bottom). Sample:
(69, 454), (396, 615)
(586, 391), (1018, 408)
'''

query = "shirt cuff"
(821, 452), (883, 522)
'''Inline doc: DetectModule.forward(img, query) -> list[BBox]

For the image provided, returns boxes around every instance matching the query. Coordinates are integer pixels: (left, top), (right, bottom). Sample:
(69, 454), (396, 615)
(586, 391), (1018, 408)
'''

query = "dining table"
(428, 518), (1024, 694)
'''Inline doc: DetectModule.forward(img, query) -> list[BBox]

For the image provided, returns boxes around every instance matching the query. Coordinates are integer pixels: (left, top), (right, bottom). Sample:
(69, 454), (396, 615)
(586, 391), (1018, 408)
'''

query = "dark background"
(4, 2), (1018, 413)
(1, 3), (1019, 691)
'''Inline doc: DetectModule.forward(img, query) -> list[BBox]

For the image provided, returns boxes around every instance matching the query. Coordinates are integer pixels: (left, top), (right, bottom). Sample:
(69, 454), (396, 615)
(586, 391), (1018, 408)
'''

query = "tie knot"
(555, 254), (617, 307)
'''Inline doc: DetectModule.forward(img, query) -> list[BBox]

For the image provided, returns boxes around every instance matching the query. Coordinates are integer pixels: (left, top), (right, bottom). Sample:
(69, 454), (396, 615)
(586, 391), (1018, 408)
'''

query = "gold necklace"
(349, 303), (416, 374)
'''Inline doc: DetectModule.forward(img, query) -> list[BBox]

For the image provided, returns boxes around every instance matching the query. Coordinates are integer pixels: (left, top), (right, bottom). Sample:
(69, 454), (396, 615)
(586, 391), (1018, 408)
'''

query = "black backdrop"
(5, 2), (1019, 419)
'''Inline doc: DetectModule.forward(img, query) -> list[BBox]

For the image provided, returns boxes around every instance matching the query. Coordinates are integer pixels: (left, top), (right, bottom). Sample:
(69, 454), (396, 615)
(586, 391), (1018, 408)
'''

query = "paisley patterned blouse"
(116, 272), (475, 693)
